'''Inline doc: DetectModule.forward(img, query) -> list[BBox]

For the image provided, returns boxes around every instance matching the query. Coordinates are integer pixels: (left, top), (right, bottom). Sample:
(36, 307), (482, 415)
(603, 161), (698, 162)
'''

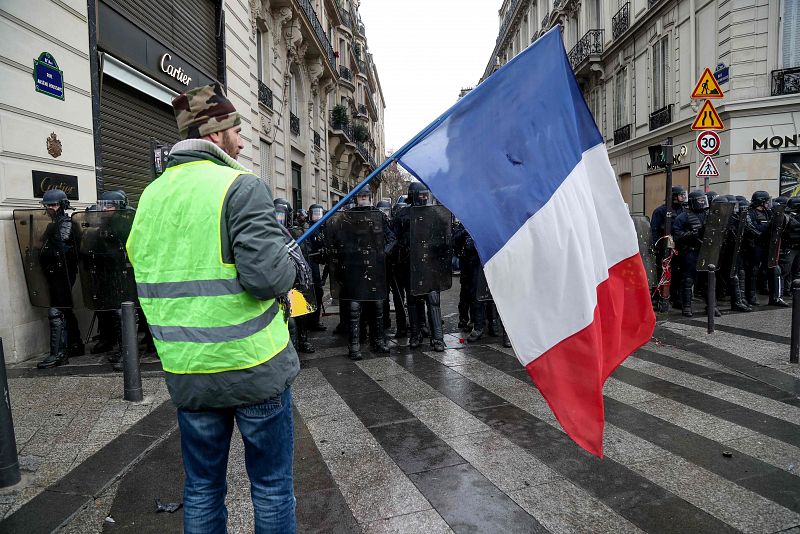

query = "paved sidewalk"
(1, 288), (799, 533)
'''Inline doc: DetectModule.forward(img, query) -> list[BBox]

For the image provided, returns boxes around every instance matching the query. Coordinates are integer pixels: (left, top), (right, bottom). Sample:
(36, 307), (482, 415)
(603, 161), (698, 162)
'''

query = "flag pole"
(297, 113), (444, 244)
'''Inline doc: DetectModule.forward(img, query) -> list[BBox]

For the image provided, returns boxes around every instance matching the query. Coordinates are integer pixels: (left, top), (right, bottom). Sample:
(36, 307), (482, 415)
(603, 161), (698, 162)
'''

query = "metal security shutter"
(100, 77), (179, 206)
(104, 0), (218, 77)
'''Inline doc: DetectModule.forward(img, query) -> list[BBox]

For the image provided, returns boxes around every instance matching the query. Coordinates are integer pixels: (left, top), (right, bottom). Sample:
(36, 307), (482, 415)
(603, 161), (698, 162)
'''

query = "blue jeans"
(178, 387), (296, 534)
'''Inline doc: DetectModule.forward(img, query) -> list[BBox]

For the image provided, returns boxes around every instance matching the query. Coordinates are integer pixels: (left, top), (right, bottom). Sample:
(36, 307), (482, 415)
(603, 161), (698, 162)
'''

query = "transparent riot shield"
(325, 210), (387, 301)
(697, 202), (733, 272)
(409, 205), (453, 296)
(631, 215), (657, 288)
(768, 205), (786, 269)
(13, 209), (78, 308)
(71, 208), (138, 311)
(729, 208), (749, 278)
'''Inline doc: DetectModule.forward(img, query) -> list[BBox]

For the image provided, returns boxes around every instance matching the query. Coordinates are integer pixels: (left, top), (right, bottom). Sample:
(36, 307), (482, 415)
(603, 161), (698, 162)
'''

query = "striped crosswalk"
(291, 330), (800, 533)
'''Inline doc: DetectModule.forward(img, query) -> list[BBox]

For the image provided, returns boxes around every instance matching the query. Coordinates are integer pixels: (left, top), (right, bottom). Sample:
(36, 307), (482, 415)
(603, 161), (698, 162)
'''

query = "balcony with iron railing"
(341, 10), (352, 29)
(568, 29), (604, 70)
(613, 124), (631, 145)
(541, 13), (549, 29)
(612, 3), (629, 39)
(649, 104), (673, 130)
(313, 130), (321, 148)
(290, 113), (300, 136)
(332, 176), (339, 189)
(357, 104), (368, 117)
(648, 0), (661, 7)
(771, 67), (800, 96)
(296, 0), (337, 71)
(258, 81), (273, 109)
(496, 0), (523, 45)
(339, 65), (353, 82)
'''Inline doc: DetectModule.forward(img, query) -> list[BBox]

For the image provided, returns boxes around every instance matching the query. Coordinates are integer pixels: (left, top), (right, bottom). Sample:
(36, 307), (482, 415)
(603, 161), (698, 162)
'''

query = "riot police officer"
(721, 195), (752, 312)
(305, 203), (327, 331)
(377, 199), (407, 337)
(37, 189), (82, 368)
(781, 197), (800, 294)
(345, 188), (395, 359)
(90, 190), (129, 357)
(275, 201), (316, 353)
(393, 182), (447, 352)
(744, 191), (787, 307)
(452, 219), (474, 330)
(672, 191), (715, 317)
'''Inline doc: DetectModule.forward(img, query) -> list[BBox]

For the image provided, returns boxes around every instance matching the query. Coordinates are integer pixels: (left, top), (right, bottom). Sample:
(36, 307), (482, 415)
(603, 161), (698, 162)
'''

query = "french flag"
(397, 27), (655, 457)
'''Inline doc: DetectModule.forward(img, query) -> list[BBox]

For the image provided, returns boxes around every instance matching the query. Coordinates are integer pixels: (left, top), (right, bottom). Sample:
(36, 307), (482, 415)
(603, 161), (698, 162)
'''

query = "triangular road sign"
(691, 100), (724, 130)
(691, 68), (724, 99)
(696, 155), (719, 177)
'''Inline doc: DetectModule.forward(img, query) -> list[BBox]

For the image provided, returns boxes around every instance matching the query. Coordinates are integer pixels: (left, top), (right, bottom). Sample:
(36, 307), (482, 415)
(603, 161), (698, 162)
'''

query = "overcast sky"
(359, 1), (501, 154)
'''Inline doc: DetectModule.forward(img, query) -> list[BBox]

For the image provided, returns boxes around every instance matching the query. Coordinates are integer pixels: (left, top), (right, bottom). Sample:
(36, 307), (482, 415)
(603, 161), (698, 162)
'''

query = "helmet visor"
(310, 207), (323, 221)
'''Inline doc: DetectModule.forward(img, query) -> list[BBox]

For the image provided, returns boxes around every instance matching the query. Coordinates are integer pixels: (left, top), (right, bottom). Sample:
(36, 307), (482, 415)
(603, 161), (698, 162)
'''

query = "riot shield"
(729, 208), (748, 278)
(13, 209), (77, 308)
(289, 286), (316, 317)
(71, 209), (138, 311)
(768, 205), (786, 269)
(696, 202), (733, 272)
(409, 205), (453, 296)
(631, 215), (657, 288)
(476, 268), (492, 302)
(325, 210), (387, 301)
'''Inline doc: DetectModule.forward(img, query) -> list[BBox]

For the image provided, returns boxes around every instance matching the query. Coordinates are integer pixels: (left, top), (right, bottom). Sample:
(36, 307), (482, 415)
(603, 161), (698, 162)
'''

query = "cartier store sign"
(159, 53), (192, 86)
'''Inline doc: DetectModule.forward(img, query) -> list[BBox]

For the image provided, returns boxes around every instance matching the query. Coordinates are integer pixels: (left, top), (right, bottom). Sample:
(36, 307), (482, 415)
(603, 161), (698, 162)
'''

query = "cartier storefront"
(94, 0), (224, 204)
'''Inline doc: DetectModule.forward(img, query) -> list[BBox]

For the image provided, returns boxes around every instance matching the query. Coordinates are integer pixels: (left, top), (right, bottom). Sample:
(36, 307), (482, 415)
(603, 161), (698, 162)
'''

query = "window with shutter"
(260, 141), (271, 188)
(783, 0), (799, 68)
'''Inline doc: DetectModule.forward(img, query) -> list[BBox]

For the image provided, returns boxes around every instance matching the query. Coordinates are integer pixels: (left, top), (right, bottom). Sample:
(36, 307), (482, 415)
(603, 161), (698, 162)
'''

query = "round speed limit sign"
(697, 130), (720, 156)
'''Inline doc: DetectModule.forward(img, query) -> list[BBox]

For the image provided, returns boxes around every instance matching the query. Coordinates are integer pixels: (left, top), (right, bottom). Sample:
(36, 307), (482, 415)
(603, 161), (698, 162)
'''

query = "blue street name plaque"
(33, 52), (64, 100)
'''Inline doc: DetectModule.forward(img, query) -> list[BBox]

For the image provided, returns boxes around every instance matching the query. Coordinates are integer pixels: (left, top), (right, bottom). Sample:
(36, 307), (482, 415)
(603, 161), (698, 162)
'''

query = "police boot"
(408, 298), (422, 348)
(348, 301), (362, 360)
(730, 277), (752, 312)
(468, 300), (485, 342)
(769, 267), (789, 307)
(39, 308), (68, 369)
(487, 305), (501, 337)
(419, 299), (430, 339)
(747, 273), (760, 306)
(288, 317), (299, 348)
(682, 286), (694, 317)
(427, 292), (445, 352)
(297, 321), (316, 354)
(370, 303), (390, 353)
(502, 330), (512, 348)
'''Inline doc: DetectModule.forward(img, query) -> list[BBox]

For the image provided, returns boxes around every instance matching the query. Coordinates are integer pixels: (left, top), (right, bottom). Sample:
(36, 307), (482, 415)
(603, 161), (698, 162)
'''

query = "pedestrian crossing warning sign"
(691, 68), (724, 99)
(696, 155), (719, 177)
(691, 100), (724, 131)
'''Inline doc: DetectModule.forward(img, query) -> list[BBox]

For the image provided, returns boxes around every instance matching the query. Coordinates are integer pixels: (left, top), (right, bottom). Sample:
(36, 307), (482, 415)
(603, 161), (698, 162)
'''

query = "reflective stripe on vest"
(126, 160), (290, 375)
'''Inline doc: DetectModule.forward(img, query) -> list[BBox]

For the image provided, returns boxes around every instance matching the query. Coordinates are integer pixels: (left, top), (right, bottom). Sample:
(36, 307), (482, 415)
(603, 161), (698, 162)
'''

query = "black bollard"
(121, 302), (143, 402)
(707, 265), (716, 334)
(0, 339), (21, 488)
(791, 280), (800, 364)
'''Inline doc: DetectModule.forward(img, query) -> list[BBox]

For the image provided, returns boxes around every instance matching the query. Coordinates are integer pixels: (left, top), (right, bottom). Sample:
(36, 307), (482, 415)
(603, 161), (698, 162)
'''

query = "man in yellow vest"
(127, 83), (300, 533)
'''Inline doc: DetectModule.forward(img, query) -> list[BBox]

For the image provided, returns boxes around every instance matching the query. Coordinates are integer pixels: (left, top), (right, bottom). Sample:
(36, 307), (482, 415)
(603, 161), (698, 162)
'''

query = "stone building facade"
(481, 0), (799, 217)
(0, 0), (386, 362)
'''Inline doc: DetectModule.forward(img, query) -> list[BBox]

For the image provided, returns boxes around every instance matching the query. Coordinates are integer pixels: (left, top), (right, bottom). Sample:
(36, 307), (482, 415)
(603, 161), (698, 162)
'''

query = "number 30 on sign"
(696, 130), (720, 156)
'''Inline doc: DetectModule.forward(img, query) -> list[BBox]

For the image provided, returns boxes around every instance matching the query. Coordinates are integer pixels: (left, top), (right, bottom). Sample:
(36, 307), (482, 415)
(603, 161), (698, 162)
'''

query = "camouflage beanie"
(171, 83), (241, 139)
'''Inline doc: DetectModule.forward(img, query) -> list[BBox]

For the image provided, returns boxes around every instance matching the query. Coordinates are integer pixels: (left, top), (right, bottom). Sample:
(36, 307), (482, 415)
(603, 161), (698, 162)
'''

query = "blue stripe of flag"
(398, 28), (603, 264)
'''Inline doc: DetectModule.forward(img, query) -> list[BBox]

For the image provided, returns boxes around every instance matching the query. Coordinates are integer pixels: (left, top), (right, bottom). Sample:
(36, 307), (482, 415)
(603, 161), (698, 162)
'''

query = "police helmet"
(787, 197), (800, 213)
(687, 190), (709, 211)
(308, 203), (324, 222)
(751, 191), (771, 208)
(671, 186), (687, 204)
(41, 189), (70, 210)
(274, 198), (293, 226)
(99, 189), (128, 210)
(376, 199), (391, 218)
(774, 196), (789, 207)
(354, 187), (373, 207)
(407, 182), (431, 206)
(705, 191), (719, 205)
